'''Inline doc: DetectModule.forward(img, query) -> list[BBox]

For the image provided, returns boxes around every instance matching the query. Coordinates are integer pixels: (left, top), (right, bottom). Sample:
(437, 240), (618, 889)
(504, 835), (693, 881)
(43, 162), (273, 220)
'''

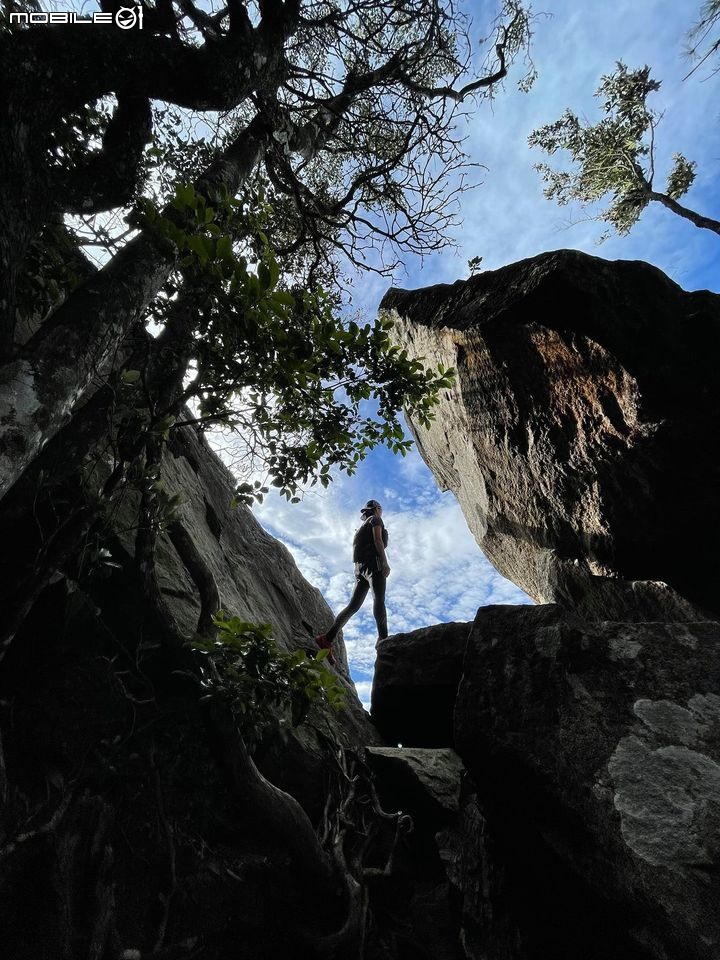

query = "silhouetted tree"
(529, 61), (720, 242)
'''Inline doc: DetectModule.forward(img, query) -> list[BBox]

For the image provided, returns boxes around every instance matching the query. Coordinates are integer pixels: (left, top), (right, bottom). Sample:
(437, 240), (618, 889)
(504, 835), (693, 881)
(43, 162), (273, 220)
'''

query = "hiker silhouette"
(316, 499), (390, 664)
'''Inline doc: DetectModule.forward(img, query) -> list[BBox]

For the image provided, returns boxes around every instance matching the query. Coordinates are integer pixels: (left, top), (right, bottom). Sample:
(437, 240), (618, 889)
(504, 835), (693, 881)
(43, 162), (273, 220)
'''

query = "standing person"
(316, 499), (390, 664)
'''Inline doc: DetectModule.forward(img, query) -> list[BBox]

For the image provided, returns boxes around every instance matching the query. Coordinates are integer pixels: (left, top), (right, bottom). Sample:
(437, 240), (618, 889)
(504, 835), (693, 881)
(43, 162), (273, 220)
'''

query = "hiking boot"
(315, 634), (335, 665)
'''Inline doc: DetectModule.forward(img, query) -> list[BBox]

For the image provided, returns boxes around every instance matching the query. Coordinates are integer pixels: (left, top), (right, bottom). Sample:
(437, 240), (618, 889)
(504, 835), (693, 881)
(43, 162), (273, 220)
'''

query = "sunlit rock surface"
(383, 250), (720, 618)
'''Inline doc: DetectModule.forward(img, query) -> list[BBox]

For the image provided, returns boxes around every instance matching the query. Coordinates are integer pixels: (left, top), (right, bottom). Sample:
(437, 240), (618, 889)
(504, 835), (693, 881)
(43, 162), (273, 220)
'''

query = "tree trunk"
(0, 114), (269, 502)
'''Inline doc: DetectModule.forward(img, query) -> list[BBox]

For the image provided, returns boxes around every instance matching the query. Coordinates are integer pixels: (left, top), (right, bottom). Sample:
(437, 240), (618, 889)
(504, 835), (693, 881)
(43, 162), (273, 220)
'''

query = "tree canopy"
(528, 61), (720, 242)
(0, 0), (534, 499)
(529, 1), (720, 244)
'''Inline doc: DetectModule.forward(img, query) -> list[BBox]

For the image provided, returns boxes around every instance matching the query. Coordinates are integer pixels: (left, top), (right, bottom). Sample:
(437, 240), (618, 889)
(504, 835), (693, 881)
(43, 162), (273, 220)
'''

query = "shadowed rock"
(371, 622), (471, 746)
(371, 603), (720, 959)
(366, 746), (465, 816)
(118, 424), (353, 672)
(0, 423), (381, 959)
(366, 746), (502, 960)
(455, 603), (720, 960)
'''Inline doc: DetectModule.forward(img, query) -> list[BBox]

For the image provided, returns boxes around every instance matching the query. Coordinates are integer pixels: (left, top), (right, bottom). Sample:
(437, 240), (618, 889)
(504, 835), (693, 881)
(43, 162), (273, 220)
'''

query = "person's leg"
(370, 569), (388, 640)
(325, 574), (370, 642)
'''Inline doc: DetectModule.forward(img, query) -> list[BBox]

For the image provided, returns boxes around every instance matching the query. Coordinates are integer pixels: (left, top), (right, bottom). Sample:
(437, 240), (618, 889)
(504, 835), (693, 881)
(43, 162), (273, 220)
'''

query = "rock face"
(372, 606), (720, 960)
(0, 424), (386, 960)
(100, 422), (377, 805)
(457, 605), (720, 960)
(371, 622), (471, 746)
(123, 424), (352, 672)
(370, 252), (720, 958)
(382, 250), (720, 617)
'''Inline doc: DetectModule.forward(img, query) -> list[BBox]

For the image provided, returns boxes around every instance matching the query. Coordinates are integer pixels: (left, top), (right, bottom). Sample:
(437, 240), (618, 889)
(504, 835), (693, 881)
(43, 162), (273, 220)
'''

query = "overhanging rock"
(382, 250), (720, 617)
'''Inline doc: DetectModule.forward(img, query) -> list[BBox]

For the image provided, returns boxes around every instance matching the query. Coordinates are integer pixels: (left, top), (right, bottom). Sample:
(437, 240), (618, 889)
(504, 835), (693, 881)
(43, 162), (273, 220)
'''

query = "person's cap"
(361, 499), (381, 514)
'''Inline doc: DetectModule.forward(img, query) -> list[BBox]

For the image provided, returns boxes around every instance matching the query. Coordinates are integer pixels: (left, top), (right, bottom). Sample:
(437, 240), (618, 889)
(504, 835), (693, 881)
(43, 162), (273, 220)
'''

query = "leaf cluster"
(134, 182), (455, 501)
(528, 62), (696, 239)
(190, 613), (345, 744)
(128, 454), (183, 534)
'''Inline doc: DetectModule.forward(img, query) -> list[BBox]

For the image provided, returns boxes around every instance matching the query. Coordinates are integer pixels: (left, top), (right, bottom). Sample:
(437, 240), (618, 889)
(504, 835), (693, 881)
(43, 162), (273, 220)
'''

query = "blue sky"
(241, 0), (720, 708)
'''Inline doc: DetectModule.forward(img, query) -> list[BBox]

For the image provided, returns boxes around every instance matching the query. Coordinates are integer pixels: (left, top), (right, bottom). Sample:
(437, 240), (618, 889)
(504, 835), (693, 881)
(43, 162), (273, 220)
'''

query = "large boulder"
(370, 603), (720, 958)
(455, 603), (720, 960)
(371, 622), (471, 746)
(382, 250), (720, 617)
(366, 746), (465, 816)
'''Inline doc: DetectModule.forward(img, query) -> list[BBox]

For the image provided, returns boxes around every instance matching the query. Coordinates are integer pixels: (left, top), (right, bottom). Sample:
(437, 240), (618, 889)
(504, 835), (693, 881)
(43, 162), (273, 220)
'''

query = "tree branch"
(398, 41), (508, 101)
(1, 24), (264, 114)
(62, 91), (153, 216)
(648, 190), (720, 235)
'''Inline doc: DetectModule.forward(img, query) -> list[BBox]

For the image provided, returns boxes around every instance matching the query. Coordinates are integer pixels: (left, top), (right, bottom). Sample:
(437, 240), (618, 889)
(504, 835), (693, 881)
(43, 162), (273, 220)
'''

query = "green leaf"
(271, 290), (295, 308)
(258, 262), (272, 292)
(186, 234), (209, 264)
(176, 184), (196, 208)
(217, 235), (234, 260)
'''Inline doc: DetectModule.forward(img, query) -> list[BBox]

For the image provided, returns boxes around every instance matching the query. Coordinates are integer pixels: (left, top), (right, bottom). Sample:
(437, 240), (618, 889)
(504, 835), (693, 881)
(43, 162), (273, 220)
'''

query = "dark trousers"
(326, 562), (388, 642)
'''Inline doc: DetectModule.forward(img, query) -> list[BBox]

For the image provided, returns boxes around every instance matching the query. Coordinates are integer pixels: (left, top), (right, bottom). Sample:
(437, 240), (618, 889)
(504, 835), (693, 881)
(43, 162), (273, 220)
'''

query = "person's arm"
(373, 523), (390, 577)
